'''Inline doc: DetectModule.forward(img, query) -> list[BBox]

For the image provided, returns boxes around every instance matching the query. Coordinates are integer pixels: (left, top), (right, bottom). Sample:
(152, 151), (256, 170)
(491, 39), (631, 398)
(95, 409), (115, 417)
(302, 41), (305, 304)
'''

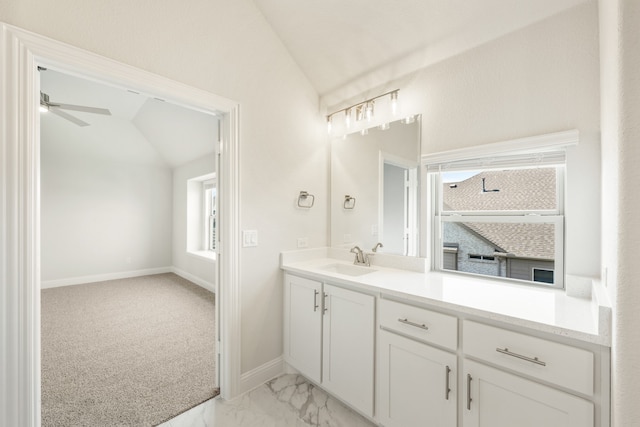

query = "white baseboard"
(41, 267), (173, 289)
(239, 356), (284, 395)
(171, 267), (216, 293)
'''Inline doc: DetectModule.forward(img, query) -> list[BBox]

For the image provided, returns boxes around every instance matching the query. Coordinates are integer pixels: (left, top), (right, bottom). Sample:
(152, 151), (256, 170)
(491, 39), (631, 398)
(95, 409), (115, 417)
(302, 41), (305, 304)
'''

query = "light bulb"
(379, 123), (390, 131)
(390, 91), (398, 116)
(345, 108), (351, 129)
(327, 116), (332, 134)
(39, 105), (48, 113)
(361, 128), (369, 136)
(366, 101), (374, 122)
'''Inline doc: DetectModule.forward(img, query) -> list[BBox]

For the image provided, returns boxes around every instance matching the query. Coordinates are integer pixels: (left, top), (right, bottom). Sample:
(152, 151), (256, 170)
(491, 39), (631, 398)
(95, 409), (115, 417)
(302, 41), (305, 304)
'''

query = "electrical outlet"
(297, 237), (309, 248)
(242, 230), (258, 247)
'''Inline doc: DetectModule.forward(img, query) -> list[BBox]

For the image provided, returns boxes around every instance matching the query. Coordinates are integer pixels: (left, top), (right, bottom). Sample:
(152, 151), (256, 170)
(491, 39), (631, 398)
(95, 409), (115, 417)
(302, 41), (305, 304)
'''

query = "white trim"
(0, 22), (242, 427)
(187, 250), (217, 263)
(422, 129), (579, 166)
(238, 356), (284, 395)
(218, 104), (242, 400)
(171, 267), (216, 294)
(41, 267), (172, 289)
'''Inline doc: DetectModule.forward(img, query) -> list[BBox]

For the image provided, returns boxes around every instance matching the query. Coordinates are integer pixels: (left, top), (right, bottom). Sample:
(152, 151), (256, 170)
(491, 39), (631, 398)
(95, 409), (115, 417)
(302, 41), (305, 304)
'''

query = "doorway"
(39, 67), (220, 425)
(0, 23), (241, 426)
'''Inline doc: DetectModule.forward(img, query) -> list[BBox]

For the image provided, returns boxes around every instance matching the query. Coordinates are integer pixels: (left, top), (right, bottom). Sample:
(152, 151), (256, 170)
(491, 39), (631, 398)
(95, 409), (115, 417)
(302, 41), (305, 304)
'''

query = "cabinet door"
(322, 284), (375, 417)
(463, 359), (593, 427)
(377, 329), (457, 427)
(283, 274), (322, 384)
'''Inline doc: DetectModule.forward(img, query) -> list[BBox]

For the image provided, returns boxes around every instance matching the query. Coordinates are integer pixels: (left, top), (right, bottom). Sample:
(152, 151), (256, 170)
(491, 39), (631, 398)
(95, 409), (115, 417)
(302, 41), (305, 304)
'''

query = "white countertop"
(280, 249), (611, 347)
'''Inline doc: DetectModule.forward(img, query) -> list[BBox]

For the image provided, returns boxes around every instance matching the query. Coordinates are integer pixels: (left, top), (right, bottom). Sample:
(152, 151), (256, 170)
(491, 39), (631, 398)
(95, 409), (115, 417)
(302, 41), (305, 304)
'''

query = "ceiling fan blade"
(54, 103), (112, 115)
(49, 107), (90, 127)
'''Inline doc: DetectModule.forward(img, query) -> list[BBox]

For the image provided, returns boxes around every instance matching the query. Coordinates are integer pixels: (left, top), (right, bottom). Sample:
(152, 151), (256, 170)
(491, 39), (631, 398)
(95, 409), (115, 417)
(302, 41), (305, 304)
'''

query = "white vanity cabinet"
(283, 274), (375, 417)
(377, 299), (458, 427)
(462, 320), (595, 427)
(283, 274), (322, 383)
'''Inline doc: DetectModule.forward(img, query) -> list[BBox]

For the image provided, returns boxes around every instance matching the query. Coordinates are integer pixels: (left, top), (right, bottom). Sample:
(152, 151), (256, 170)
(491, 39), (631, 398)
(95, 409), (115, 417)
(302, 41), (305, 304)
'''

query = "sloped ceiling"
(40, 69), (217, 169)
(252, 0), (591, 97)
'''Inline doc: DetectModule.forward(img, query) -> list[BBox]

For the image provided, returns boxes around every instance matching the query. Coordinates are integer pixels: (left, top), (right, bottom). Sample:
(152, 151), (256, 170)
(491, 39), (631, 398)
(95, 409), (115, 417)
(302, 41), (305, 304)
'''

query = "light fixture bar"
(326, 89), (399, 124)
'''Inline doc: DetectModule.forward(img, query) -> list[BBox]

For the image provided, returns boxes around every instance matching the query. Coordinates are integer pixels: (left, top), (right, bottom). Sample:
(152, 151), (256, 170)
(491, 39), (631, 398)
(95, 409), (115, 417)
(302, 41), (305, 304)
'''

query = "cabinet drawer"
(463, 320), (594, 396)
(379, 299), (457, 350)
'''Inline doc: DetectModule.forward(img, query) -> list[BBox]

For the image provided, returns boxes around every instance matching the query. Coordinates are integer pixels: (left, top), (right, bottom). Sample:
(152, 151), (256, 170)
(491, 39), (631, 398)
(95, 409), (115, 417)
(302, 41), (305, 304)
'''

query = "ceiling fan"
(40, 91), (111, 127)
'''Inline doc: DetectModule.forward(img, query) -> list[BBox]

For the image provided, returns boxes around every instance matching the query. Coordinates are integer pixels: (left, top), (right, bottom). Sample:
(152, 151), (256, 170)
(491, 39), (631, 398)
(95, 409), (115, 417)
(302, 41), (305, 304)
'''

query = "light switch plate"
(243, 230), (258, 247)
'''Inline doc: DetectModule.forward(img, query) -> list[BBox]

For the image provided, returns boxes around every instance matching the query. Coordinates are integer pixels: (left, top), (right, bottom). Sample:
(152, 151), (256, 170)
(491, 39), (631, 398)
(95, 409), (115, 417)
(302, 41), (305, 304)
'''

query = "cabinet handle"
(445, 365), (451, 400)
(397, 318), (428, 330)
(323, 292), (328, 314)
(496, 347), (546, 366)
(466, 374), (472, 410)
(313, 290), (319, 312)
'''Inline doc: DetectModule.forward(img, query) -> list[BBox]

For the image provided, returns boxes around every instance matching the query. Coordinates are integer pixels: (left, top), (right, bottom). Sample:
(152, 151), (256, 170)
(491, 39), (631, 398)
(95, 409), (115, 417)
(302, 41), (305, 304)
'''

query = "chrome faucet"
(372, 242), (384, 252)
(350, 245), (370, 266)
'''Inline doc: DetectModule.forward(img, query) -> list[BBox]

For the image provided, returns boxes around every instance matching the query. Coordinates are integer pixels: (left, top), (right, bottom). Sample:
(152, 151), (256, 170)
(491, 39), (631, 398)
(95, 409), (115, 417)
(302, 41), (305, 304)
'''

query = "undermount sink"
(318, 263), (376, 277)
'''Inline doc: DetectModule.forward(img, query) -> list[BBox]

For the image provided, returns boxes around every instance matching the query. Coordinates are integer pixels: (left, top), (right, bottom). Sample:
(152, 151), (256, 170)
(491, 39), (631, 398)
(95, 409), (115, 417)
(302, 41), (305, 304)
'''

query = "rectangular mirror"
(330, 116), (421, 256)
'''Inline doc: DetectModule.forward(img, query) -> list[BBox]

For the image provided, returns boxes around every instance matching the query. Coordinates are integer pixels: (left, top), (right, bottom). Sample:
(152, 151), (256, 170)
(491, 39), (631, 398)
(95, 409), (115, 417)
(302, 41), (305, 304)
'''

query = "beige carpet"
(41, 273), (217, 426)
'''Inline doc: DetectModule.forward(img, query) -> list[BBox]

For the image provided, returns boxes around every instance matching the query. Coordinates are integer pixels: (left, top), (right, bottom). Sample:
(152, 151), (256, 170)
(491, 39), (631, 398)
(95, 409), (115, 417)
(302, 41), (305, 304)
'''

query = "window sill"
(187, 250), (217, 263)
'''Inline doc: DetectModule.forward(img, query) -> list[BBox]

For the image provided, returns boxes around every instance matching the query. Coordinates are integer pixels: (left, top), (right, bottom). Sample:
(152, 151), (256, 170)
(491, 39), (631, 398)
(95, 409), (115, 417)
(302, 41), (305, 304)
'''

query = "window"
(426, 148), (566, 289)
(186, 172), (216, 262)
(203, 179), (216, 251)
(533, 268), (554, 284)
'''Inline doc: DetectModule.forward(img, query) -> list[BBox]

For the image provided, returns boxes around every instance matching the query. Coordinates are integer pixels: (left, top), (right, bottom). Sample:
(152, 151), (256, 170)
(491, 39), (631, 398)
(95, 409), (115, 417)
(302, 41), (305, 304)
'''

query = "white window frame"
(423, 130), (579, 290)
(203, 179), (216, 252)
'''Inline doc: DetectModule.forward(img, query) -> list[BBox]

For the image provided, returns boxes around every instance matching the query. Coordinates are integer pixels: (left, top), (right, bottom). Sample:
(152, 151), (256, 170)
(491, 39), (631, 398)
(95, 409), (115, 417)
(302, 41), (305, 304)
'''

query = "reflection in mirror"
(331, 116), (421, 256)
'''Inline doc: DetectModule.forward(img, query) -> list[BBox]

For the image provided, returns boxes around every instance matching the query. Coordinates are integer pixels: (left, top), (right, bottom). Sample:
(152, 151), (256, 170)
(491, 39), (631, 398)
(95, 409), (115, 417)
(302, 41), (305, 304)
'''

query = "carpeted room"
(40, 69), (220, 426)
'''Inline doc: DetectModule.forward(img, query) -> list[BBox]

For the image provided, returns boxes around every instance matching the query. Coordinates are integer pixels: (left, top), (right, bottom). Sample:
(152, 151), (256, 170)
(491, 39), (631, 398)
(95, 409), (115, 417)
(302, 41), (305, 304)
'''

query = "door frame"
(0, 23), (242, 427)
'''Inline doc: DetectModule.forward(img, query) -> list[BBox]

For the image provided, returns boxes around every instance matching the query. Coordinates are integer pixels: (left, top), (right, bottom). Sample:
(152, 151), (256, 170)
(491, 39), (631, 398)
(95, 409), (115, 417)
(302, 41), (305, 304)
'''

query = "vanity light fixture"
(361, 128), (368, 136)
(326, 89), (399, 135)
(404, 114), (416, 124)
(379, 122), (390, 131)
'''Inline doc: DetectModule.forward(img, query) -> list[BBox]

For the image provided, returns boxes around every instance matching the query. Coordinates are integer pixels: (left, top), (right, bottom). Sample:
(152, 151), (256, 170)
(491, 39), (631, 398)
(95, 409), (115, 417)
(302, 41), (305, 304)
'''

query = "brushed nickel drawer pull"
(445, 365), (451, 400)
(398, 318), (429, 330)
(466, 374), (472, 410)
(323, 292), (328, 314)
(496, 347), (546, 366)
(313, 290), (319, 312)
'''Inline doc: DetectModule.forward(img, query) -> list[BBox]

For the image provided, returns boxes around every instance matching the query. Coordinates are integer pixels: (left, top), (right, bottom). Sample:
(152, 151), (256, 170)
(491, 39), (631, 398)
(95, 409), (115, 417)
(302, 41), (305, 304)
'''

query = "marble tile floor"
(158, 374), (376, 427)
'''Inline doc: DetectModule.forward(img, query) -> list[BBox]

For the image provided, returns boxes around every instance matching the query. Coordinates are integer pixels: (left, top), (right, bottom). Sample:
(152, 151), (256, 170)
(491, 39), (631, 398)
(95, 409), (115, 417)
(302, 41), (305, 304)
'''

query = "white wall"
(328, 2), (601, 280)
(40, 108), (173, 284)
(172, 154), (216, 286)
(1, 0), (326, 377)
(599, 0), (640, 425)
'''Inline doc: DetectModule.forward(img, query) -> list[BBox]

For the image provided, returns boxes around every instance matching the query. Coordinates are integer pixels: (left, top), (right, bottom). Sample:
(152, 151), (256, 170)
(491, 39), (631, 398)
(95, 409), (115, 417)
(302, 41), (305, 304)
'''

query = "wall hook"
(344, 195), (356, 209)
(297, 191), (315, 208)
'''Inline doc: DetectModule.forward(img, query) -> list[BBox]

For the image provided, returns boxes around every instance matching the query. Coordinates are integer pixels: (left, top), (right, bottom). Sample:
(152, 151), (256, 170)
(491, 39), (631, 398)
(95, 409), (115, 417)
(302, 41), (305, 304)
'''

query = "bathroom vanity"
(281, 248), (611, 427)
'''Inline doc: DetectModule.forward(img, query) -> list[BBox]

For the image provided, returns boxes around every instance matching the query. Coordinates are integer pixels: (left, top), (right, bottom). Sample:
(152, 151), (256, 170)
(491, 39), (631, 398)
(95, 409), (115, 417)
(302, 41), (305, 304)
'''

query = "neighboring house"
(442, 168), (556, 283)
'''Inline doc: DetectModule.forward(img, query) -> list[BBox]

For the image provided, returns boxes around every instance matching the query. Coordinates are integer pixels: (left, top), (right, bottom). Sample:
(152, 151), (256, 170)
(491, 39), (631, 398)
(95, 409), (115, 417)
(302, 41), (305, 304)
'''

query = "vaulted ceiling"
(40, 69), (218, 169)
(252, 0), (591, 97)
